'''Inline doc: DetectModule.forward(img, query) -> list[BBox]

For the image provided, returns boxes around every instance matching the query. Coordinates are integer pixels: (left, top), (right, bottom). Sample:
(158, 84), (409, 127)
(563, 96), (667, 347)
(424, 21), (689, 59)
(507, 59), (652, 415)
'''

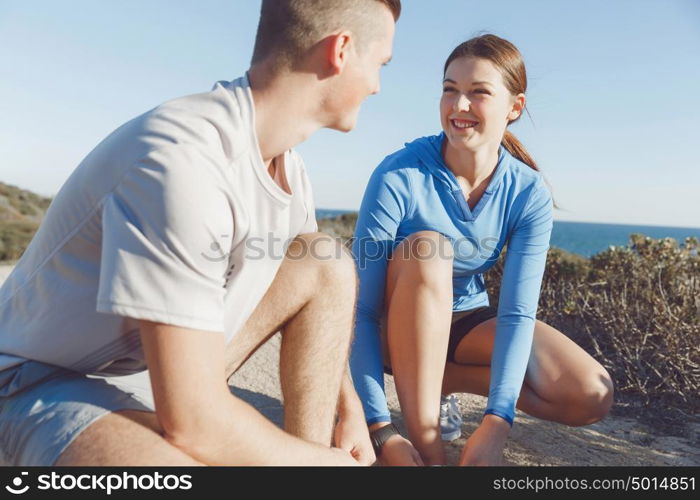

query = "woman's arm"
(349, 166), (411, 426)
(460, 178), (553, 466)
(485, 178), (553, 426)
(485, 177), (553, 427)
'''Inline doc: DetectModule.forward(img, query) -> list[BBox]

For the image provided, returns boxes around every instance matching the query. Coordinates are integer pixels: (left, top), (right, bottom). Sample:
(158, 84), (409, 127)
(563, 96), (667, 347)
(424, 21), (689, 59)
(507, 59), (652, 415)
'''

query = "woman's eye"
(473, 89), (490, 95)
(442, 87), (455, 93)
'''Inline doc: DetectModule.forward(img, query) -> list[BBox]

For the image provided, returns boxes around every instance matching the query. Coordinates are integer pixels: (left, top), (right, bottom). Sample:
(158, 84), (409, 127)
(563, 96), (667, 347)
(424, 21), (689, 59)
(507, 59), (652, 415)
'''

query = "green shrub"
(0, 221), (40, 261)
(485, 235), (699, 417)
(317, 213), (357, 243)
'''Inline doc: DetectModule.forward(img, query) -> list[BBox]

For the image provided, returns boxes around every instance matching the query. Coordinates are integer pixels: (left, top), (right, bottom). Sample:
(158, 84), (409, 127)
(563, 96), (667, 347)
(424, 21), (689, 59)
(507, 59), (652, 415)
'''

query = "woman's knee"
(564, 370), (615, 426)
(389, 231), (453, 280)
(385, 231), (454, 305)
(395, 230), (454, 260)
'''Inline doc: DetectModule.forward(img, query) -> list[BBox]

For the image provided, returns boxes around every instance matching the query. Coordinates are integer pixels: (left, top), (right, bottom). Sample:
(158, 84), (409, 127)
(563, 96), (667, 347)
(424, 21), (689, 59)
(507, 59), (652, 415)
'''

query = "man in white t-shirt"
(0, 0), (400, 466)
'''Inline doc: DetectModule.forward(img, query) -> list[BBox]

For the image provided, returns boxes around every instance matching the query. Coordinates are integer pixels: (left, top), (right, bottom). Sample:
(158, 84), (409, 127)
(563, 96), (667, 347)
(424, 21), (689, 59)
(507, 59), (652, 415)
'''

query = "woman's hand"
(377, 434), (425, 466)
(458, 414), (510, 466)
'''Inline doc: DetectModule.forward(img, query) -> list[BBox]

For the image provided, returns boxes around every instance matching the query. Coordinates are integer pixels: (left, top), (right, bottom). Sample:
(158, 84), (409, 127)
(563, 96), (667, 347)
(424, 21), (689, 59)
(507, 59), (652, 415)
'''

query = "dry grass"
(0, 182), (52, 261)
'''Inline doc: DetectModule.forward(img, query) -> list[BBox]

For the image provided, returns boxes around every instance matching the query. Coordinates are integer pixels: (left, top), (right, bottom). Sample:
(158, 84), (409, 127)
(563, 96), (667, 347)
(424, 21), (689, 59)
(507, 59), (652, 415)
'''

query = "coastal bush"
(486, 235), (699, 419)
(0, 222), (40, 262)
(0, 182), (52, 260)
(0, 182), (51, 219)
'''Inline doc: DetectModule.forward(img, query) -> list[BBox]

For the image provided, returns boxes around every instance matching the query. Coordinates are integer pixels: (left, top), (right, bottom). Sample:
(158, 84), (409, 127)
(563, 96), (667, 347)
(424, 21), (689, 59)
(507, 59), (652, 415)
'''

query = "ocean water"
(315, 209), (355, 220)
(549, 221), (699, 257)
(315, 209), (700, 258)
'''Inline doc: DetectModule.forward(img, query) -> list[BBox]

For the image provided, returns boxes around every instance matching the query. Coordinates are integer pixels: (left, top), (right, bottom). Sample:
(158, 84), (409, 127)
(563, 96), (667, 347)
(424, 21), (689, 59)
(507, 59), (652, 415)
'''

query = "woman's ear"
(508, 93), (526, 121)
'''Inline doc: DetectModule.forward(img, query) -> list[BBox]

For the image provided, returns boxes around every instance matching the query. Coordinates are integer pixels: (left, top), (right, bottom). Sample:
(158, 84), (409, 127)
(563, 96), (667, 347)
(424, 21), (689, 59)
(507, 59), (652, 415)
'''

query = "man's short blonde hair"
(251, 0), (401, 68)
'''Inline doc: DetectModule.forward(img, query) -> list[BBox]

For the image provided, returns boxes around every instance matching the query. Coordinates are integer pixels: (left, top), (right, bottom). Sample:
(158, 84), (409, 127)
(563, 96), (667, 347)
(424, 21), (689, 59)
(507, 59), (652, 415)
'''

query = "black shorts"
(446, 306), (498, 363)
(383, 305), (498, 375)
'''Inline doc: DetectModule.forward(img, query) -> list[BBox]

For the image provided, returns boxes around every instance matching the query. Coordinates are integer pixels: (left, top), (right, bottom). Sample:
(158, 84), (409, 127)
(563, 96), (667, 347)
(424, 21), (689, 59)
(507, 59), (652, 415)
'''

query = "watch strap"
(369, 423), (400, 455)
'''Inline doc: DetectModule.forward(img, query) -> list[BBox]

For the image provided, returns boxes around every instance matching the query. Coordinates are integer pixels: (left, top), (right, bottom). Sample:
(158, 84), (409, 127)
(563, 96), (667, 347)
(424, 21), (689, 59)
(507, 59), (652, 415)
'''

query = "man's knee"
(286, 232), (356, 288)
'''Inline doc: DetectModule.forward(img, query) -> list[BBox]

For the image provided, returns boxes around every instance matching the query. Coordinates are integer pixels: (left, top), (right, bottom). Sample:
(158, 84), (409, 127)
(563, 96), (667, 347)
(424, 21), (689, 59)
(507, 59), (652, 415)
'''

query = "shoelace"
(441, 395), (462, 425)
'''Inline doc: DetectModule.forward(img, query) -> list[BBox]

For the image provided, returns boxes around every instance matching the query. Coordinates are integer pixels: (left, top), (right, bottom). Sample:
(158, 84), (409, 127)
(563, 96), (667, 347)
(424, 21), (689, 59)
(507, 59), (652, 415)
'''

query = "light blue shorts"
(0, 368), (155, 466)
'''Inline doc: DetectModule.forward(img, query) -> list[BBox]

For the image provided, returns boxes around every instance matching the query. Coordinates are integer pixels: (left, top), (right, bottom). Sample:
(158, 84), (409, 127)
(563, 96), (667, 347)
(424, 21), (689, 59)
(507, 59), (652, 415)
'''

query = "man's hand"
(333, 412), (375, 465)
(458, 414), (510, 466)
(138, 320), (364, 465)
(377, 434), (424, 466)
(327, 447), (364, 466)
(335, 367), (375, 464)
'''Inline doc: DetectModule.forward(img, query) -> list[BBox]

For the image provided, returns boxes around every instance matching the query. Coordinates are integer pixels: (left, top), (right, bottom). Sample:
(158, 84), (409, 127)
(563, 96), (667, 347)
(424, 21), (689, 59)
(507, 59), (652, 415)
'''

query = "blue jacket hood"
(403, 132), (511, 221)
(404, 132), (510, 190)
(403, 132), (455, 189)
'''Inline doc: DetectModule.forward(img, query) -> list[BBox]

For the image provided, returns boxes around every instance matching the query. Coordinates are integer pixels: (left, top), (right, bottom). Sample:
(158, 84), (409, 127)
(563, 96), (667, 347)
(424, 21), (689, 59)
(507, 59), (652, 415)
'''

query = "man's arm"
(337, 367), (365, 417)
(138, 320), (358, 466)
(334, 367), (375, 464)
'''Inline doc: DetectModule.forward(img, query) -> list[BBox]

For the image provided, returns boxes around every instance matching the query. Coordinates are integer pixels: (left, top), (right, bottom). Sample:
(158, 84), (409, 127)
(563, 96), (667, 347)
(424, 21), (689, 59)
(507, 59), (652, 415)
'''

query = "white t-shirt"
(0, 74), (317, 395)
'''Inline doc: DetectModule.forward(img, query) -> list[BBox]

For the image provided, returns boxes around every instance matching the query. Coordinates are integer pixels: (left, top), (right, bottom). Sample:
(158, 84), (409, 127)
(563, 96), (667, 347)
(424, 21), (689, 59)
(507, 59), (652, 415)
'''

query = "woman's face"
(440, 56), (524, 154)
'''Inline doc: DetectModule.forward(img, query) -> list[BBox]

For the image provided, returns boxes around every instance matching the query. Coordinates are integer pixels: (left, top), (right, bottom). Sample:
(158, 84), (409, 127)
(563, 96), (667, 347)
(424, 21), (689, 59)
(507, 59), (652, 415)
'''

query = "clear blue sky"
(1, 0), (698, 228)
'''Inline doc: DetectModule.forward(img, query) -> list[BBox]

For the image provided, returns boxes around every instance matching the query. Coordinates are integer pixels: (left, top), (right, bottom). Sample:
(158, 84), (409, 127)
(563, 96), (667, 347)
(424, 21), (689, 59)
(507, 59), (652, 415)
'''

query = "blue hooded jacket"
(349, 132), (553, 427)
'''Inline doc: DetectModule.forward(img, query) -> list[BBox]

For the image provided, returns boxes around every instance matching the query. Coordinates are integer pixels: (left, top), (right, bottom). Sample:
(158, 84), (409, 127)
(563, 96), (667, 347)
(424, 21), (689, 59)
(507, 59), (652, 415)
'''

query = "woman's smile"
(450, 118), (479, 132)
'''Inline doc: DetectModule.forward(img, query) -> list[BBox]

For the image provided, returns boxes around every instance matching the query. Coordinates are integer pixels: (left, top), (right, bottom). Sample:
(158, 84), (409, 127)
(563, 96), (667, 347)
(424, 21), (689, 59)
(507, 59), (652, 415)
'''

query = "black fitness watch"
(369, 423), (400, 456)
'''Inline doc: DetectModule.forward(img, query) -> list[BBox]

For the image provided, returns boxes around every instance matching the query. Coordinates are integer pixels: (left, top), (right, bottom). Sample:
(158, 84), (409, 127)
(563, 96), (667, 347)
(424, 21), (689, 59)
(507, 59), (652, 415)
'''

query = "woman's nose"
(455, 93), (470, 111)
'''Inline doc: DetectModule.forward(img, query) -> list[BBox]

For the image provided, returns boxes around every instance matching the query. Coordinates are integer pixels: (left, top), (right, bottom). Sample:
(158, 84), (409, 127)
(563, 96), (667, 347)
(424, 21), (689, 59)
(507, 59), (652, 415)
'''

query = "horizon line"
(315, 208), (700, 232)
(2, 181), (697, 232)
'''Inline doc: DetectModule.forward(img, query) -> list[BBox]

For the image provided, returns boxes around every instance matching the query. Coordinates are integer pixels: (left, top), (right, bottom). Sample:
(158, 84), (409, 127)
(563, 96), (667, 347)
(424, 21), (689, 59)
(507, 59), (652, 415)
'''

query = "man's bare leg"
(55, 410), (204, 466)
(56, 232), (355, 465)
(224, 232), (357, 445)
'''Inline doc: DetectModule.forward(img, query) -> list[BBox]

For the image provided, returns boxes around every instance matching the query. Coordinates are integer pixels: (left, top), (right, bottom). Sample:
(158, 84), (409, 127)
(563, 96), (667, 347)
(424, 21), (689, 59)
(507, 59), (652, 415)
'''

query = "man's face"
(326, 8), (395, 132)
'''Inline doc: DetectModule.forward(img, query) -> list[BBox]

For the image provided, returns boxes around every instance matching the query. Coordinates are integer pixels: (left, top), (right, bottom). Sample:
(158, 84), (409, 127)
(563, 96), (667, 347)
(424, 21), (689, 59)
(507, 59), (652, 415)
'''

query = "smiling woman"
(349, 33), (613, 466)
(441, 35), (537, 188)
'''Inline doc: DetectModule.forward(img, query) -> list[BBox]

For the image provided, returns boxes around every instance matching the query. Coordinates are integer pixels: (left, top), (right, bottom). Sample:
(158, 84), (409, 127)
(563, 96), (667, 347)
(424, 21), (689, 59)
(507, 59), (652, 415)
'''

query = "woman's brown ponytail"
(501, 129), (537, 171)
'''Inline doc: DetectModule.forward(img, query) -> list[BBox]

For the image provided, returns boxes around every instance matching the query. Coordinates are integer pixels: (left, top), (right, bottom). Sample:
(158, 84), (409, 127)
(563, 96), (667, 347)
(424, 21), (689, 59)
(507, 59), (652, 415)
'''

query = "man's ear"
(508, 93), (526, 121)
(326, 31), (353, 75)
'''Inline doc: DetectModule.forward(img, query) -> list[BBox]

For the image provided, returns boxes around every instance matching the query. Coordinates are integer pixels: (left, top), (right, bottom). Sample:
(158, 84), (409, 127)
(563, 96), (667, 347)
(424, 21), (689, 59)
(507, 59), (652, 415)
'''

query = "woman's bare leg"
(384, 230), (454, 465)
(443, 318), (614, 426)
